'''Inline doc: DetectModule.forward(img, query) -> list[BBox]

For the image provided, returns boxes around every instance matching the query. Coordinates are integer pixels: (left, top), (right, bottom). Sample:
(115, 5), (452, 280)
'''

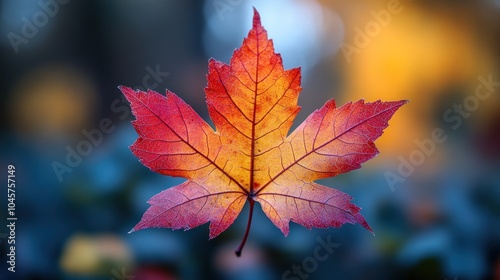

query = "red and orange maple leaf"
(120, 9), (407, 256)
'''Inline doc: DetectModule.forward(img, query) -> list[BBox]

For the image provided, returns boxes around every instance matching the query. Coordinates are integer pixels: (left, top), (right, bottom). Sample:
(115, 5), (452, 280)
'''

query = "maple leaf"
(120, 8), (407, 256)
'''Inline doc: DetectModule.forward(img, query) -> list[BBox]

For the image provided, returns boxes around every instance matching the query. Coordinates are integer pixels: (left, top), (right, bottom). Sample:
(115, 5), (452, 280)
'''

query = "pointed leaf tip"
(252, 7), (261, 28)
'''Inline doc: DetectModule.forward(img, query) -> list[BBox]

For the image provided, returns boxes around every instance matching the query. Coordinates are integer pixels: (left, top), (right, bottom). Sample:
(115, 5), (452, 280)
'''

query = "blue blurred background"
(1, 0), (499, 279)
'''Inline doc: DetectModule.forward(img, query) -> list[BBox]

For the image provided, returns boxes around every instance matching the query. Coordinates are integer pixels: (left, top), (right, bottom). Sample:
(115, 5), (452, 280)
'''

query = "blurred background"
(0, 0), (499, 279)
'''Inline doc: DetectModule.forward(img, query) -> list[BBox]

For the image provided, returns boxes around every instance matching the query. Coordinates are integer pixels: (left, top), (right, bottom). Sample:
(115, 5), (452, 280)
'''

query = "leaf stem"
(235, 198), (255, 257)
